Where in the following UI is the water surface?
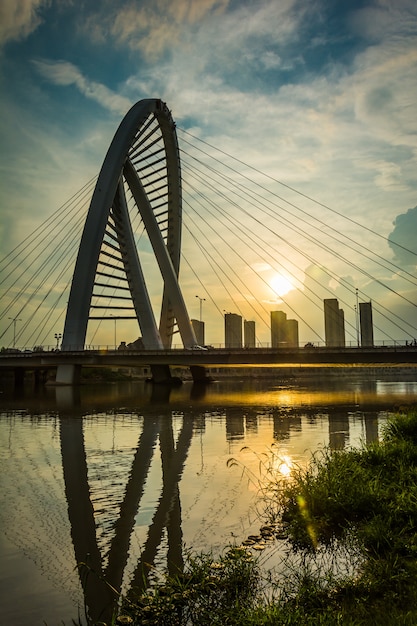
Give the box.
[1,372,416,625]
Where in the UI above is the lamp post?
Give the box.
[355,288,360,347]
[54,333,62,350]
[8,317,21,348]
[111,315,117,348]
[195,295,206,322]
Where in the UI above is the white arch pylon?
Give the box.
[56,99,203,384]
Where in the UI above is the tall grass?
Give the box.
[117,546,262,625]
[272,409,417,622]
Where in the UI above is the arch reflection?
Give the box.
[59,389,195,623]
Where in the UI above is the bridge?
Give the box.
[1,345,416,378]
[1,99,416,384]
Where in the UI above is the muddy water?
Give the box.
[0,373,416,625]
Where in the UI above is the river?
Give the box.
[0,368,416,625]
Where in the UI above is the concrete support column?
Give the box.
[55,363,82,385]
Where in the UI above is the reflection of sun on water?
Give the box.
[256,452,295,500]
[275,454,293,478]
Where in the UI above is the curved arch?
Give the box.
[60,99,197,360]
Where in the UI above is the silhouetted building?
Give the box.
[271,311,299,348]
[271,311,287,347]
[324,299,345,347]
[225,313,242,348]
[244,320,256,348]
[359,302,374,347]
[286,319,299,347]
[191,319,205,345]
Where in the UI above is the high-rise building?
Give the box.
[359,302,374,347]
[224,313,242,348]
[324,298,345,347]
[191,319,205,346]
[244,320,256,348]
[271,310,287,347]
[271,311,299,348]
[286,319,299,347]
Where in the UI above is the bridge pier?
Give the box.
[190,365,212,384]
[150,364,211,385]
[55,364,82,385]
[150,364,180,385]
[34,369,49,387]
[13,367,25,388]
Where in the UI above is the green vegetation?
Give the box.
[273,408,417,624]
[116,546,261,626]
[84,409,417,625]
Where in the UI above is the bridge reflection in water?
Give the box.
[60,409,192,623]
[1,376,416,624]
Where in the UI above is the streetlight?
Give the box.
[355,288,360,347]
[54,333,62,350]
[195,295,206,322]
[8,316,21,348]
[110,315,117,348]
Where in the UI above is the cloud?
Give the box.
[259,50,282,70]
[32,59,132,115]
[21,1,417,259]
[83,0,299,66]
[2,0,417,343]
[82,0,230,61]
[0,0,47,45]
[388,206,417,267]
[351,47,417,141]
[350,0,417,41]
[373,162,406,191]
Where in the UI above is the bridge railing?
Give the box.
[1,339,416,353]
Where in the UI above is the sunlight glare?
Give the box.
[276,454,293,478]
[270,274,294,297]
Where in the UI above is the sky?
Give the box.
[1,0,416,347]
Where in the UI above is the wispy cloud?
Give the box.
[0,0,47,45]
[350,0,417,40]
[81,0,230,61]
[32,59,132,115]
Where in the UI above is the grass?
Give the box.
[80,409,417,625]
[117,546,262,625]
[273,408,417,623]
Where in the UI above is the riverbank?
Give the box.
[116,408,417,625]
[204,364,417,381]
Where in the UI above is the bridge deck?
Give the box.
[1,346,417,369]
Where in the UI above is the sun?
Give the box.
[269,273,294,297]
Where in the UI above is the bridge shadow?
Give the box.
[59,384,197,624]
